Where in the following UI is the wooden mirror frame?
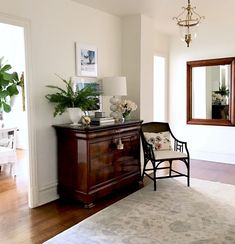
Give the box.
[187,57,235,126]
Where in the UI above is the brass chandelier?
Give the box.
[173,0,205,47]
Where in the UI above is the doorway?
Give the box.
[0,18,34,207]
[153,55,167,122]
[0,23,28,148]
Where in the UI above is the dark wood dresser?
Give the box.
[53,120,143,208]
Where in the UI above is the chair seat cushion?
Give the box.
[0,146,17,165]
[0,138,10,147]
[154,150,188,160]
[0,146,13,152]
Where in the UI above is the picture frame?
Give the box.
[75,43,98,77]
[71,76,102,114]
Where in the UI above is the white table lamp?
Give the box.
[102,76,127,119]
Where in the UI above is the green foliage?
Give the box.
[45,75,100,117]
[0,57,20,112]
[219,84,229,96]
[215,84,229,96]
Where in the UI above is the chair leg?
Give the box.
[169,160,172,177]
[11,162,16,178]
[187,159,190,187]
[142,160,148,180]
[9,163,13,175]
[153,166,157,191]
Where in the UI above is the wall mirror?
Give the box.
[187,57,235,126]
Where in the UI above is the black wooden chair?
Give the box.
[140,122,190,190]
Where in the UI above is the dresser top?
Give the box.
[53,120,143,132]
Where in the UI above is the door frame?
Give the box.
[0,12,38,208]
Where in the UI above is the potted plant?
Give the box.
[45,75,100,125]
[214,84,229,105]
[0,57,20,127]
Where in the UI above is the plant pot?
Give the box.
[123,113,131,122]
[67,107,82,125]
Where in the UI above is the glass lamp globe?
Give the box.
[179,24,199,47]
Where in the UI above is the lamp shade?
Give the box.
[102,76,127,96]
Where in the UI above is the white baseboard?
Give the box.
[191,150,235,165]
[38,183,59,206]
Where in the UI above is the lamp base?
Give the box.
[109,96,121,120]
[110,96,119,105]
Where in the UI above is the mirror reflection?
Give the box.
[192,64,230,119]
[187,57,235,126]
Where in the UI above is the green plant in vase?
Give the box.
[214,84,229,105]
[45,75,100,124]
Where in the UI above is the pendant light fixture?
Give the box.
[173,0,205,47]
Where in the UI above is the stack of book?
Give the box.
[91,117,115,125]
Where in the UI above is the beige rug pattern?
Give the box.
[45,178,235,244]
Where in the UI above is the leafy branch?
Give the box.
[45,75,100,117]
[0,57,20,112]
[214,84,229,96]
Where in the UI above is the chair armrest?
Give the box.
[173,137,190,156]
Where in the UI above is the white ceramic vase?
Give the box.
[67,107,82,125]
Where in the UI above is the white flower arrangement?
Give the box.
[212,92,227,105]
[117,99,137,118]
[212,92,223,104]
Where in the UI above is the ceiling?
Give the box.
[72,0,235,36]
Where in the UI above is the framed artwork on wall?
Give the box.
[75,43,98,77]
[71,76,102,114]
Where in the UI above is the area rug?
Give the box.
[44,178,235,244]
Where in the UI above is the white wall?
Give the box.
[122,14,169,123]
[0,0,123,206]
[122,15,141,119]
[140,15,154,122]
[169,27,235,164]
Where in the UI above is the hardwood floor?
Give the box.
[0,150,235,244]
